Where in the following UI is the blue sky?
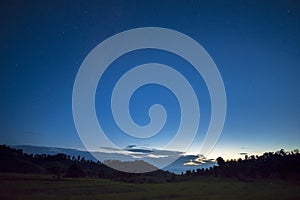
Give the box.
[1,0,300,159]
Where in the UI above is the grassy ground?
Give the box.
[0,173,299,200]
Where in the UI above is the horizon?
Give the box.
[6,142,299,161]
[1,1,300,168]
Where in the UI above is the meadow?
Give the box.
[0,173,299,200]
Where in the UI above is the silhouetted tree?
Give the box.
[65,164,85,178]
[216,157,225,167]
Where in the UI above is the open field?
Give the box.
[0,173,299,200]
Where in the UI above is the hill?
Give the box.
[0,145,175,183]
[12,145,216,174]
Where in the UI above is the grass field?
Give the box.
[0,174,299,200]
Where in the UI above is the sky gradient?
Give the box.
[1,0,300,159]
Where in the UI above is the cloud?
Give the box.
[99,147,121,151]
[125,144,137,149]
[182,154,217,166]
[132,155,143,159]
[98,146,139,156]
[194,156,207,164]
[125,148,153,153]
[239,152,248,155]
[99,145,178,160]
[204,158,215,162]
[183,161,200,166]
[146,154,168,159]
[124,144,154,153]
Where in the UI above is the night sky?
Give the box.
[1,0,300,159]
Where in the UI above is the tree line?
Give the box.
[0,144,174,183]
[1,145,299,182]
[183,149,300,181]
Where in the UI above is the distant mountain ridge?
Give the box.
[12,145,216,174]
[0,144,174,183]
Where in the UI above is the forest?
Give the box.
[1,144,299,183]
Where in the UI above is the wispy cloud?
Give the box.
[183,155,216,166]
[98,145,179,159]
[146,154,169,158]
[184,161,200,166]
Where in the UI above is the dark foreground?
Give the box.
[0,174,299,200]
